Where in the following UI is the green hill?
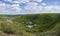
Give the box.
[0,14,60,36]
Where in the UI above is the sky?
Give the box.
[0,0,60,15]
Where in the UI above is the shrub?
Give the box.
[0,23,16,34]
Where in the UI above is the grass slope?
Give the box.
[0,14,60,36]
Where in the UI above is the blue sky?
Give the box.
[0,0,60,15]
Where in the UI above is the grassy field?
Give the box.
[0,14,60,36]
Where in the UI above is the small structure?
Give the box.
[26,21,33,28]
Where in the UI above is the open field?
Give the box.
[0,14,60,36]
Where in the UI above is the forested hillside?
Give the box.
[0,14,60,36]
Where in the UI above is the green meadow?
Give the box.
[0,14,60,36]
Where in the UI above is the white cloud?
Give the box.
[0,2,22,15]
[41,3,47,6]
[11,1,20,4]
[23,3,60,13]
[0,2,6,7]
[44,5,60,11]
[22,2,43,13]
[0,7,11,14]
[0,2,21,11]
[4,0,43,3]
[4,0,30,3]
[24,2,38,9]
[11,4,22,12]
[12,4,20,7]
[41,5,60,13]
[0,0,60,14]
[32,0,43,2]
[4,0,12,2]
[16,0,29,3]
